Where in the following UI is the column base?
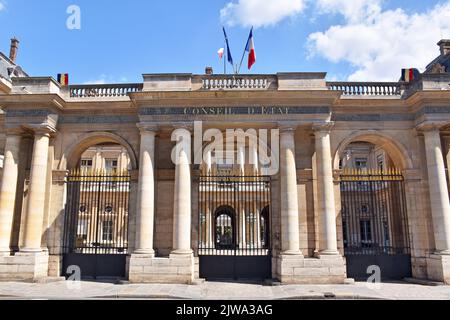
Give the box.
[426,253,450,284]
[276,254,346,284]
[133,249,155,256]
[282,250,303,256]
[20,248,44,254]
[128,253,195,284]
[170,249,193,255]
[316,250,341,257]
[0,252,49,282]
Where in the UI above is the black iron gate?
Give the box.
[340,169,411,280]
[62,170,130,279]
[198,175,272,281]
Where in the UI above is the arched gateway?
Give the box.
[0,40,450,284]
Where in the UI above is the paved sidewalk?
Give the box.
[0,280,449,300]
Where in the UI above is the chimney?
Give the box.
[9,37,19,64]
[437,39,450,56]
[205,66,213,75]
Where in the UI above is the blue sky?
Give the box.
[0,0,449,84]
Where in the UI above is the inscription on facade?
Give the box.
[183,106,290,115]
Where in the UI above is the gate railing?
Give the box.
[340,168,410,256]
[198,175,272,257]
[63,169,131,255]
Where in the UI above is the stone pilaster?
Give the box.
[21,127,54,253]
[421,123,450,254]
[134,124,157,255]
[0,131,22,254]
[129,124,194,284]
[171,126,193,256]
[313,123,339,255]
[279,127,302,256]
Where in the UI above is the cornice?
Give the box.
[129,90,341,107]
[405,90,450,110]
[0,94,65,111]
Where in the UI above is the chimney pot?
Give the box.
[9,37,19,64]
[205,66,213,75]
[437,39,450,56]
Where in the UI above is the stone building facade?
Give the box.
[0,39,450,284]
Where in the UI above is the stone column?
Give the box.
[205,206,212,247]
[256,210,261,247]
[0,132,22,253]
[134,125,157,255]
[239,208,246,248]
[280,127,302,255]
[251,144,259,175]
[171,127,192,255]
[238,145,245,175]
[314,123,339,255]
[22,128,53,252]
[205,149,212,175]
[422,124,450,254]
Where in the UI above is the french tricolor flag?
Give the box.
[245,27,256,70]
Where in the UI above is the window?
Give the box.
[339,159,343,170]
[360,220,372,246]
[77,219,88,240]
[377,155,384,171]
[80,159,93,171]
[105,159,118,173]
[342,220,348,247]
[361,204,369,214]
[0,155,4,169]
[102,220,113,241]
[355,158,367,170]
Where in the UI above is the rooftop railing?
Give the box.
[327,82,404,96]
[64,78,407,98]
[200,75,276,90]
[69,83,143,98]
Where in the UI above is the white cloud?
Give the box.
[308,1,450,81]
[83,76,107,85]
[315,0,382,23]
[0,2,5,11]
[220,0,307,28]
[83,75,129,85]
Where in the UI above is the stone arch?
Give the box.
[214,205,237,249]
[333,130,414,171]
[59,131,138,170]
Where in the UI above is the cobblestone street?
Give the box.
[0,281,449,300]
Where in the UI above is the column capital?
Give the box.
[137,123,159,135]
[278,121,299,133]
[416,121,448,133]
[312,121,335,134]
[29,125,56,137]
[172,122,194,132]
[278,125,297,134]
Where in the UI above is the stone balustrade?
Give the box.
[61,77,411,98]
[201,75,274,90]
[327,82,404,96]
[69,83,143,98]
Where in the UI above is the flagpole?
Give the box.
[224,41,227,75]
[238,27,253,74]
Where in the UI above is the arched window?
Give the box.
[214,206,236,250]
